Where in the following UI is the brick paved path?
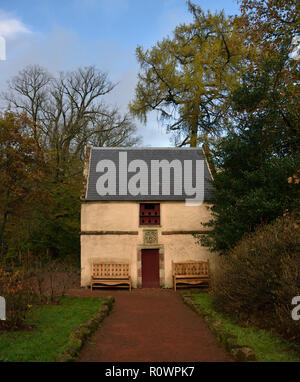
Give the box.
[67,288,233,362]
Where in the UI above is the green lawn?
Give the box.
[0,296,103,362]
[190,292,300,362]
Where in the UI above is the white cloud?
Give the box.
[0,16,172,146]
[0,11,31,38]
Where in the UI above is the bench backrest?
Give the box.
[92,263,130,278]
[173,261,209,276]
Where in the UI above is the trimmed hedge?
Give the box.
[57,296,114,362]
[181,293,256,361]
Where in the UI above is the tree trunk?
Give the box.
[190,112,198,147]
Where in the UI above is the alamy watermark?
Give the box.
[0,296,5,320]
[95,151,205,205]
[291,296,300,320]
[0,35,6,61]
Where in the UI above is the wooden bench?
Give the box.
[91,263,132,291]
[172,260,210,291]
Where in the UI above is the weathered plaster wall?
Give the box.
[81,234,140,287]
[81,202,139,231]
[81,201,217,288]
[161,202,211,230]
[161,234,215,287]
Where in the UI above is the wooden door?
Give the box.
[141,249,160,288]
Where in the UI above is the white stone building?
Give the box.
[81,147,216,288]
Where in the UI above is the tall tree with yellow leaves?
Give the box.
[129,1,254,147]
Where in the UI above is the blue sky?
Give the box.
[0,0,239,146]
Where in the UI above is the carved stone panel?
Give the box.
[143,230,158,245]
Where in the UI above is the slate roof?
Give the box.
[85,147,214,201]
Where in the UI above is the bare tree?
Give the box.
[3,65,141,176]
[3,65,52,144]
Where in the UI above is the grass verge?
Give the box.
[0,296,109,362]
[182,291,300,362]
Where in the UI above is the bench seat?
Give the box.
[91,263,132,291]
[172,261,210,291]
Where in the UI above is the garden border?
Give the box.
[181,292,256,362]
[57,296,115,362]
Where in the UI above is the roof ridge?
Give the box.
[91,147,203,150]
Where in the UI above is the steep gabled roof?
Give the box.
[82,147,214,202]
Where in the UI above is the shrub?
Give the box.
[212,213,300,342]
[0,255,79,329]
[0,266,36,329]
[32,259,80,304]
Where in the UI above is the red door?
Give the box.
[141,249,160,288]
